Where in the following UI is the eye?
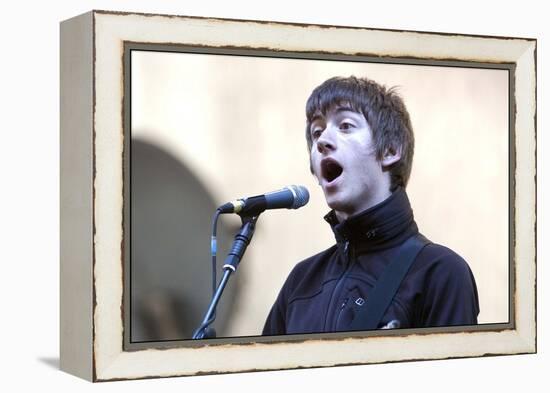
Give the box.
[311,128,323,139]
[340,121,355,130]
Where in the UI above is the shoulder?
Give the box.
[287,245,338,282]
[281,244,339,298]
[411,241,478,295]
[291,245,338,275]
[413,241,473,277]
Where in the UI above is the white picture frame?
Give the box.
[60,10,536,381]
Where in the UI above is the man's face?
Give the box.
[309,104,392,221]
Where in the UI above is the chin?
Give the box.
[325,195,350,214]
[324,189,363,218]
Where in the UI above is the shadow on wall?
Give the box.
[131,138,239,342]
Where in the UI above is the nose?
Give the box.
[317,126,336,153]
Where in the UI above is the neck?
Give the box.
[334,185,393,222]
[325,187,418,253]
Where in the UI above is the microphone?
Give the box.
[217,185,310,216]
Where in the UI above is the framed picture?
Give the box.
[60,10,536,381]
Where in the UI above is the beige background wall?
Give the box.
[131,50,509,337]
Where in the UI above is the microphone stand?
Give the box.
[192,214,259,339]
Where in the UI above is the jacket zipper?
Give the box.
[326,241,355,331]
[335,297,350,328]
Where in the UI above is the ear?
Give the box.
[381,145,402,168]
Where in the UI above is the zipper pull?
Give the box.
[340,298,349,309]
[344,241,353,265]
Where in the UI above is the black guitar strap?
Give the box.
[349,235,429,331]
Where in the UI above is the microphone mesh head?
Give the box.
[289,185,310,209]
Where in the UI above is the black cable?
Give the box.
[211,209,221,297]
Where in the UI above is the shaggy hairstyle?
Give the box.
[305,76,415,191]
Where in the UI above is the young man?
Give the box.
[263,76,479,335]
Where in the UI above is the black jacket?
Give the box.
[263,188,479,335]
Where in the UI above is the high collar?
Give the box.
[324,188,418,254]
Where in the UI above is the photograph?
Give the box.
[128,47,511,344]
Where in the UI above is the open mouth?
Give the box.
[321,158,343,183]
